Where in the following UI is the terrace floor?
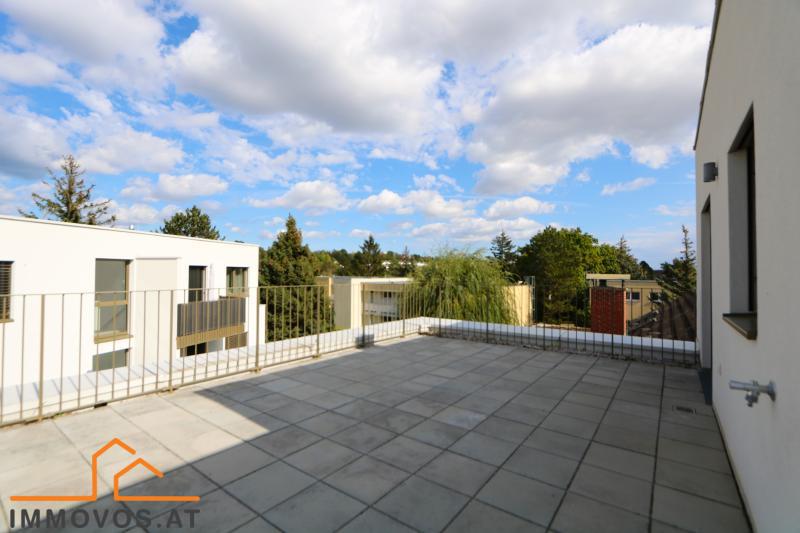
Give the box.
[0,336,749,532]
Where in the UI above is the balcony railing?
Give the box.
[0,281,696,428]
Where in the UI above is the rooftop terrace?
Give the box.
[0,335,748,533]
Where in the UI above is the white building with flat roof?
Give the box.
[0,215,259,414]
[695,1,800,530]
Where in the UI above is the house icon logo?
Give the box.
[10,438,200,503]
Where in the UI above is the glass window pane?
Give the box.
[95,260,127,302]
[93,349,128,371]
[95,305,128,335]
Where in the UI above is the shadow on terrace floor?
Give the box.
[1,335,750,533]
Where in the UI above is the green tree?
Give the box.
[517,227,601,322]
[490,231,518,279]
[639,260,655,280]
[407,250,514,324]
[260,215,333,340]
[387,246,417,277]
[330,249,356,275]
[160,206,221,239]
[658,225,697,297]
[355,235,385,276]
[20,155,115,225]
[312,251,340,276]
[615,236,642,278]
[596,243,622,274]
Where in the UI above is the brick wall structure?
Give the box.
[590,286,627,335]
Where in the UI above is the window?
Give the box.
[93,348,128,371]
[189,266,206,302]
[226,267,248,297]
[723,107,757,338]
[627,291,641,301]
[95,259,129,340]
[0,261,11,321]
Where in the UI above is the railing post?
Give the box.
[255,287,261,371]
[168,290,174,391]
[315,286,321,358]
[37,294,45,421]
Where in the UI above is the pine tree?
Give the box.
[615,236,642,279]
[160,206,221,239]
[658,225,697,297]
[490,230,518,279]
[355,235,385,276]
[20,155,115,225]
[259,215,333,340]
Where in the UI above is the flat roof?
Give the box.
[0,214,259,248]
[586,273,631,280]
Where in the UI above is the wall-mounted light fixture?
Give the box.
[703,161,718,182]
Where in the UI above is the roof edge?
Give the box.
[694,0,723,150]
[0,214,260,248]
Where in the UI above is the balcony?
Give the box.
[0,334,749,532]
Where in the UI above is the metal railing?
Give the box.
[0,280,697,427]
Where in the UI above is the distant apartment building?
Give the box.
[0,216,259,386]
[694,1,800,530]
[586,273,664,321]
[318,276,532,329]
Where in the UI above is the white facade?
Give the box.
[695,1,800,530]
[0,216,259,398]
[327,276,412,329]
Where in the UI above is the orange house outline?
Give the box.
[10,438,199,503]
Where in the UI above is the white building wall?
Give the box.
[0,216,259,388]
[330,277,411,329]
[695,2,800,530]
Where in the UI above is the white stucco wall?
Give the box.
[695,2,800,530]
[330,277,411,329]
[0,216,259,389]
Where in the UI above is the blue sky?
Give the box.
[0,1,712,265]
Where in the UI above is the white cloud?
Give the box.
[0,106,68,178]
[470,24,709,194]
[357,188,475,218]
[411,216,543,243]
[655,201,693,217]
[265,216,285,226]
[77,129,184,175]
[575,169,591,182]
[110,202,178,226]
[156,173,228,200]
[485,196,555,218]
[0,50,66,85]
[246,180,349,214]
[350,229,372,238]
[601,177,656,196]
[412,174,463,192]
[306,229,341,239]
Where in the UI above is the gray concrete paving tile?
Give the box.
[553,401,607,423]
[367,408,426,433]
[476,469,563,526]
[444,500,542,532]
[340,509,415,533]
[371,436,441,472]
[454,393,508,414]
[417,451,497,496]
[656,458,742,506]
[552,492,648,533]
[652,485,750,533]
[232,517,280,532]
[450,430,517,466]
[494,402,548,426]
[593,424,657,455]
[523,427,590,461]
[540,413,598,439]
[583,442,655,482]
[250,425,321,457]
[267,400,326,423]
[473,416,534,444]
[657,437,731,475]
[504,445,579,488]
[659,421,723,450]
[570,464,651,515]
[305,390,356,409]
[325,455,409,504]
[432,406,488,429]
[264,482,366,533]
[177,488,257,533]
[376,475,469,533]
[404,419,468,448]
[330,422,396,453]
[395,397,449,417]
[334,399,389,420]
[194,442,276,485]
[225,461,315,513]
[285,439,362,478]
[297,411,359,437]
